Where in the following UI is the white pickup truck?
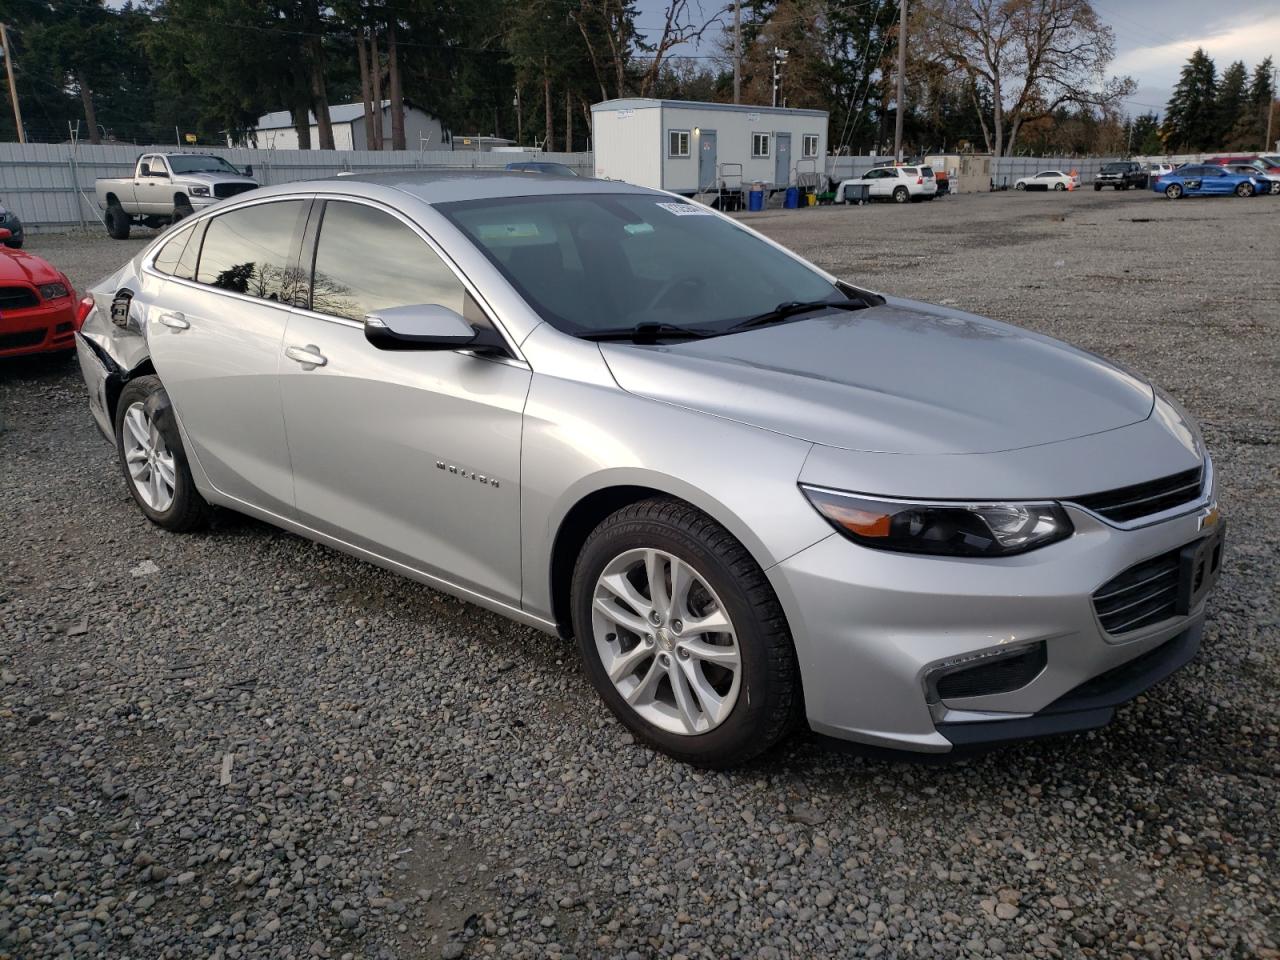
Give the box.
[95,153,259,239]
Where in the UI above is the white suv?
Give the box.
[837,165,938,204]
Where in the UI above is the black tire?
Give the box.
[1094,184,1102,191]
[4,239,21,248]
[113,375,211,532]
[1015,182,1026,191]
[570,498,800,768]
[1054,182,1066,191]
[172,197,195,224]
[892,185,909,203]
[105,204,131,240]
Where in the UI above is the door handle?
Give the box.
[157,312,189,330]
[285,344,327,368]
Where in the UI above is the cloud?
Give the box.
[1113,16,1280,79]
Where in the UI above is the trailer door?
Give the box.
[775,133,791,187]
[699,130,717,190]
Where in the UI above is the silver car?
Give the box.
[74,172,1225,767]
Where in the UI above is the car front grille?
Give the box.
[0,328,46,350]
[0,285,38,310]
[213,183,257,199]
[1071,466,1204,523]
[1092,548,1181,634]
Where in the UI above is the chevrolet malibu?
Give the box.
[74,172,1224,767]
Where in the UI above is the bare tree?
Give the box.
[636,1,726,97]
[920,0,1134,156]
[571,0,637,100]
[357,30,376,148]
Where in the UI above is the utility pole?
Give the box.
[894,0,906,161]
[772,48,788,109]
[1,23,24,144]
[732,1,741,105]
[1267,63,1278,152]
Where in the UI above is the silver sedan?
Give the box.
[74,172,1224,767]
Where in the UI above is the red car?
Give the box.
[0,230,86,359]
[1207,154,1280,175]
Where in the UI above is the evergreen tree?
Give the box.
[1129,112,1161,155]
[1216,60,1249,149]
[1163,48,1218,151]
[1247,57,1276,150]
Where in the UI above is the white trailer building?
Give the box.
[590,99,828,200]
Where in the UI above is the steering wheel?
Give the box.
[645,275,705,311]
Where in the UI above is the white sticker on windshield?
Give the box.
[655,201,712,216]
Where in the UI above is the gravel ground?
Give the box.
[2,190,1277,960]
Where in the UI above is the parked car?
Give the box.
[505,161,579,177]
[1206,154,1280,178]
[1014,170,1079,191]
[1093,161,1148,190]
[0,202,24,248]
[74,172,1223,767]
[835,165,938,203]
[1153,164,1260,199]
[95,153,258,239]
[0,233,83,359]
[1145,162,1176,184]
[1222,163,1280,196]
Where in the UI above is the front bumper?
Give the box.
[769,497,1221,752]
[0,300,76,358]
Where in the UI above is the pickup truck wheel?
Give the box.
[105,204,131,240]
[172,197,195,224]
[1093,184,1102,191]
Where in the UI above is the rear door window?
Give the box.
[196,200,307,303]
[151,223,195,275]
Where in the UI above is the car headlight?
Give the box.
[189,186,210,197]
[800,486,1073,557]
[38,282,70,300]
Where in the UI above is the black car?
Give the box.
[0,203,23,247]
[1094,161,1148,191]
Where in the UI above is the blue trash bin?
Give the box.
[747,188,764,211]
[784,186,800,208]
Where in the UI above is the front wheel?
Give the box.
[1094,184,1102,191]
[1165,183,1183,199]
[1054,182,1066,191]
[1235,182,1254,198]
[571,498,799,768]
[1015,182,1026,191]
[114,376,211,531]
[892,186,909,203]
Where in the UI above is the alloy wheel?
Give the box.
[122,402,176,512]
[590,548,742,736]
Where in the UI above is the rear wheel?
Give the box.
[1271,182,1280,195]
[1014,181,1026,191]
[1054,182,1066,191]
[571,498,799,768]
[105,204,131,240]
[1235,182,1254,198]
[1094,184,1102,191]
[1165,183,1183,199]
[892,185,909,203]
[114,376,211,531]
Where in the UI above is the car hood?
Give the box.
[0,248,61,285]
[179,172,256,185]
[599,297,1155,456]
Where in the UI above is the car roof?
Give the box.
[302,169,643,204]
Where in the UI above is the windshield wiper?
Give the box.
[727,298,868,333]
[578,322,716,344]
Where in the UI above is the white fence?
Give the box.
[0,142,595,229]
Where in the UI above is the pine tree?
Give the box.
[1164,48,1218,151]
[1217,60,1249,149]
[1247,57,1276,151]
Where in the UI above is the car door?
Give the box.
[138,155,170,215]
[278,198,530,605]
[145,197,308,517]
[866,169,891,197]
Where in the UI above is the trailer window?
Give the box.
[668,130,690,158]
[752,133,771,158]
[802,134,819,159]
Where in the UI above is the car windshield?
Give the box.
[1101,163,1127,173]
[440,193,844,336]
[168,155,240,175]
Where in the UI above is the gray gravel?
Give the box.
[2,191,1278,959]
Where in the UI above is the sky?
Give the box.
[635,0,1280,119]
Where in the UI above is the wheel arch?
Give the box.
[104,192,120,207]
[545,473,799,642]
[173,191,190,207]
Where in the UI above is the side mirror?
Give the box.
[243,164,253,177]
[364,304,476,351]
[0,228,11,241]
[139,163,150,177]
